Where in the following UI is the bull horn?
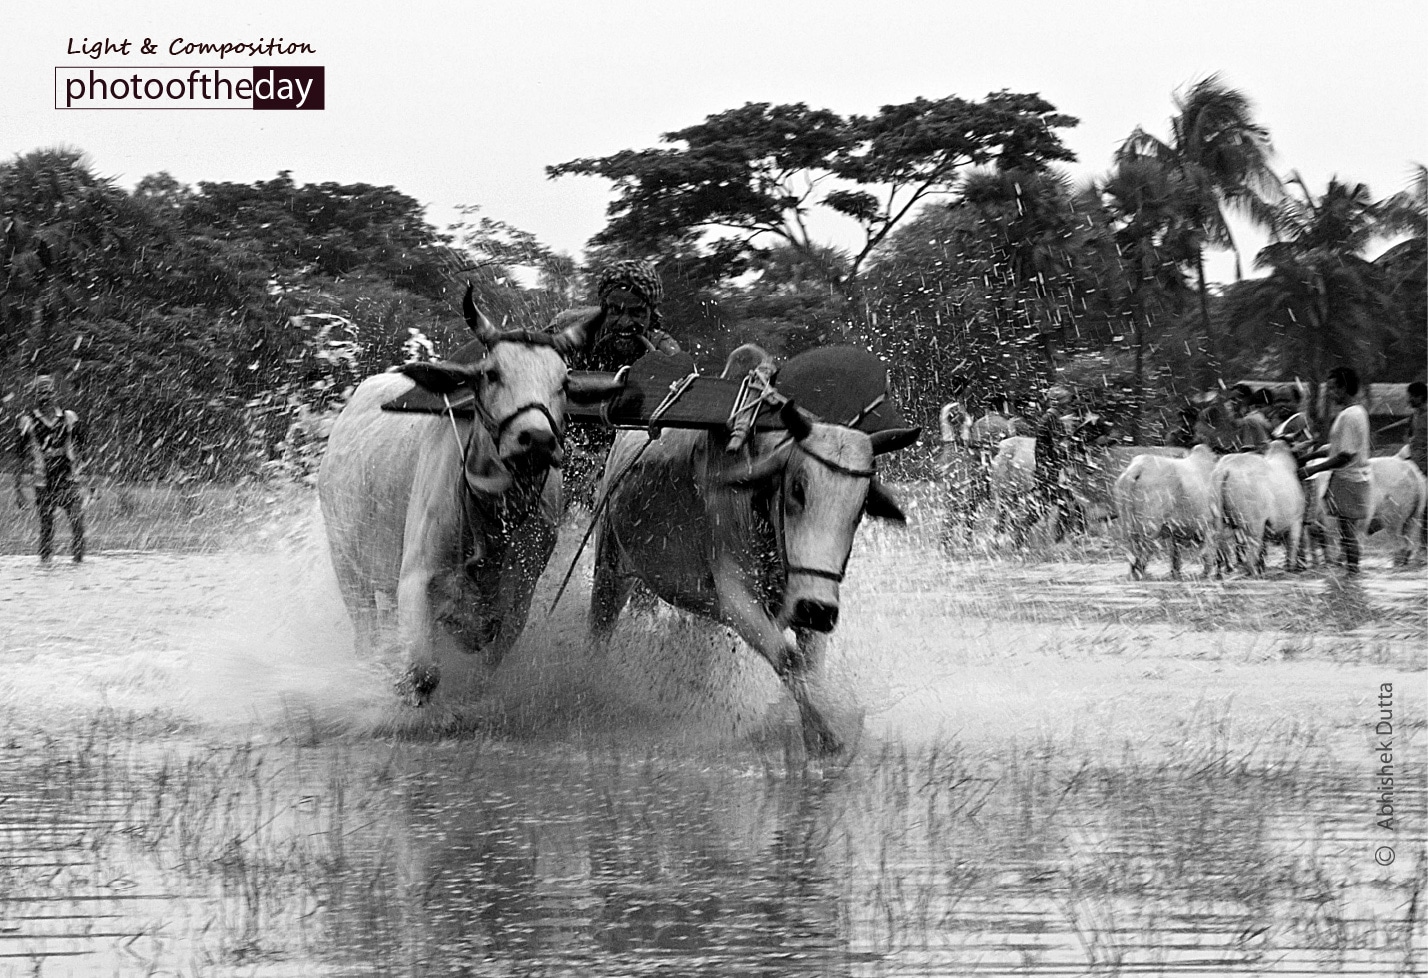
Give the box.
[869,426,921,455]
[566,371,627,404]
[462,282,501,345]
[722,446,790,489]
[552,307,604,356]
[780,400,813,442]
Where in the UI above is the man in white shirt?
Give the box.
[1303,366,1372,575]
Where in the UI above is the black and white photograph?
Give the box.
[1,1,1425,974]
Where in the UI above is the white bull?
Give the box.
[1113,444,1220,579]
[1212,442,1305,575]
[318,289,618,704]
[1306,456,1426,566]
[590,349,920,756]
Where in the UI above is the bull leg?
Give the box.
[1127,533,1147,580]
[710,557,844,756]
[1286,520,1304,573]
[327,541,390,655]
[589,525,634,643]
[488,518,558,665]
[786,630,844,757]
[1169,535,1183,580]
[393,476,469,706]
[1212,524,1231,579]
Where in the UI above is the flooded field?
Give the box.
[0,490,1423,976]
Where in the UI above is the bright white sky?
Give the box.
[4,0,1425,286]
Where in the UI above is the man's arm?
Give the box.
[65,410,85,477]
[13,417,30,506]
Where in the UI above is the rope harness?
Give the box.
[439,343,570,583]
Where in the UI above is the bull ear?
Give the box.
[869,426,921,455]
[462,283,501,345]
[566,371,626,404]
[553,308,604,355]
[401,361,479,395]
[865,477,907,523]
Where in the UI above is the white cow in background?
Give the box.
[1305,456,1426,567]
[1212,441,1305,575]
[1113,445,1220,580]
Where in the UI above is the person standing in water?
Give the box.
[13,370,86,562]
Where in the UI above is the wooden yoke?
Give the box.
[564,351,787,434]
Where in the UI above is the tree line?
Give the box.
[3,76,1423,481]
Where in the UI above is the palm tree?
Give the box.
[1374,164,1426,376]
[1225,174,1405,423]
[1118,75,1283,380]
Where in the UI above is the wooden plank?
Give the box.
[565,357,783,431]
[382,351,785,431]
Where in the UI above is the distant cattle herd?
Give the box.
[936,396,1426,579]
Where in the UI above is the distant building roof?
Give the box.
[1233,379,1413,416]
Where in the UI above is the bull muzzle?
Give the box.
[788,597,839,633]
[493,402,566,469]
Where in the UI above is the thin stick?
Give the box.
[546,435,654,616]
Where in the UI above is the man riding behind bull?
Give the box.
[555,259,683,508]
[553,259,681,373]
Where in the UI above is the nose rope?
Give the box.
[443,392,475,564]
[784,564,846,583]
[490,401,566,458]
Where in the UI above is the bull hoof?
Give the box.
[396,663,440,707]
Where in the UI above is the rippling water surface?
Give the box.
[0,508,1422,976]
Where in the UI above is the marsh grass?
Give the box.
[0,479,1423,975]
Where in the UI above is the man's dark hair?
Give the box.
[1409,380,1427,400]
[1328,366,1360,397]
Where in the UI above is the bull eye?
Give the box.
[789,477,807,509]
[484,367,501,386]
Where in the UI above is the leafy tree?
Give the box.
[181,171,462,300]
[549,93,1078,314]
[719,243,851,359]
[0,148,146,350]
